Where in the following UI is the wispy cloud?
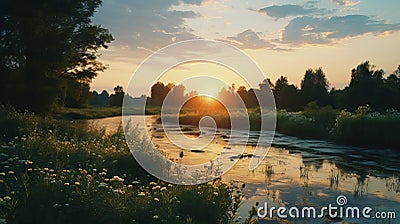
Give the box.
[332,0,360,7]
[224,29,275,50]
[258,4,319,19]
[281,15,400,45]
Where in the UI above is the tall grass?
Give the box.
[175,102,400,149]
[0,106,248,223]
[277,104,400,148]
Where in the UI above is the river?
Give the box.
[86,115,400,223]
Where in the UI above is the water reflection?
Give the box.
[88,116,400,223]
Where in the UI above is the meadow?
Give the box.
[0,106,254,223]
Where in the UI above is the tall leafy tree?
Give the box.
[300,68,329,106]
[345,61,384,111]
[273,76,302,111]
[0,0,113,112]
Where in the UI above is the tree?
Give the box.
[0,0,113,112]
[345,61,384,111]
[110,85,124,107]
[148,82,175,107]
[300,68,329,106]
[273,76,302,111]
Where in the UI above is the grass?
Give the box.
[52,106,161,120]
[276,103,400,148]
[0,106,252,223]
[53,107,123,119]
[174,103,400,149]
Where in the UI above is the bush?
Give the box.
[331,108,400,148]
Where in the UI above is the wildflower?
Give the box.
[127,185,133,189]
[98,183,107,188]
[43,168,49,171]
[153,215,158,219]
[131,180,140,184]
[213,191,218,196]
[0,172,5,176]
[149,181,157,186]
[8,171,14,175]
[160,187,167,192]
[74,181,81,186]
[64,182,70,186]
[137,192,145,197]
[152,186,161,191]
[110,176,124,182]
[53,204,62,208]
[3,196,11,201]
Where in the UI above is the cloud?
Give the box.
[258,4,318,19]
[281,15,400,45]
[224,29,275,50]
[332,0,360,7]
[94,0,205,58]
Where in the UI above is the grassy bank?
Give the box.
[0,107,250,223]
[176,103,400,149]
[52,106,161,120]
[277,104,400,149]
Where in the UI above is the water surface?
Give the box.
[87,116,400,223]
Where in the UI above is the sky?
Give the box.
[92,0,400,97]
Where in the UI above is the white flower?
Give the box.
[110,176,124,182]
[98,183,107,188]
[137,192,145,197]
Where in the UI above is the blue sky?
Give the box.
[92,0,400,96]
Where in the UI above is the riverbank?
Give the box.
[176,104,400,149]
[53,104,400,149]
[52,106,161,120]
[0,107,250,223]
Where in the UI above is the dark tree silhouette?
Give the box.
[148,82,175,107]
[110,85,124,107]
[273,76,302,111]
[300,68,329,106]
[345,61,384,111]
[0,0,113,112]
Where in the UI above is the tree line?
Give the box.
[1,1,399,113]
[145,61,400,112]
